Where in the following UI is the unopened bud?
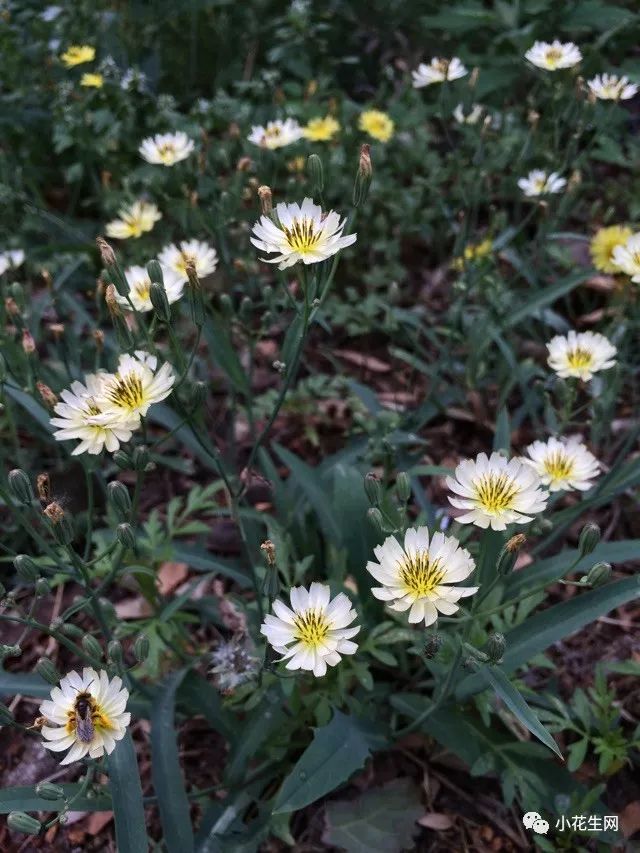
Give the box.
[113,449,132,470]
[35,578,51,597]
[364,472,383,507]
[14,554,40,583]
[36,382,58,409]
[9,469,33,505]
[35,657,60,685]
[104,284,121,316]
[36,473,50,503]
[116,523,136,551]
[81,635,102,661]
[7,812,42,836]
[258,185,273,216]
[307,154,324,193]
[424,634,443,659]
[189,380,206,410]
[108,639,123,664]
[395,471,411,503]
[497,534,526,576]
[353,144,372,207]
[107,481,132,521]
[219,293,234,317]
[239,296,252,321]
[150,282,171,321]
[134,634,150,662]
[366,506,385,533]
[578,522,601,558]
[585,561,611,588]
[132,445,150,471]
[35,782,65,801]
[487,632,506,663]
[146,259,164,285]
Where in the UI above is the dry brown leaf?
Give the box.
[158,561,189,595]
[86,811,113,835]
[115,597,152,619]
[418,812,454,830]
[620,802,640,838]
[333,349,391,372]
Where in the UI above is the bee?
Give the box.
[74,692,95,743]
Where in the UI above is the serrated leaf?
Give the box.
[108,732,148,853]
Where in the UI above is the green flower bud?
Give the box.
[132,445,150,471]
[35,657,60,685]
[150,281,171,322]
[8,469,33,505]
[60,623,84,638]
[113,449,132,470]
[107,481,132,521]
[14,554,40,583]
[585,561,611,588]
[107,640,123,664]
[35,782,65,801]
[116,523,136,551]
[35,578,51,597]
[219,293,234,317]
[239,296,252,322]
[578,522,601,558]
[189,381,206,410]
[0,701,14,724]
[423,634,443,659]
[82,635,103,661]
[395,472,411,503]
[487,632,506,664]
[146,259,164,285]
[98,597,117,621]
[7,811,42,836]
[364,472,383,507]
[307,153,324,194]
[366,507,385,533]
[133,634,150,662]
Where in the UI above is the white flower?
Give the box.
[139,131,195,166]
[611,232,640,282]
[115,265,185,313]
[525,40,582,71]
[518,169,566,197]
[158,239,218,283]
[101,351,175,419]
[40,668,130,765]
[367,527,478,626]
[412,57,468,87]
[105,201,161,239]
[247,119,304,150]
[453,103,484,125]
[0,249,25,275]
[523,436,600,492]
[447,451,549,530]
[587,73,638,101]
[251,197,356,270]
[260,582,359,677]
[50,374,139,456]
[546,330,617,380]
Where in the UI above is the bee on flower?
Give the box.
[60,45,95,67]
[101,351,175,420]
[546,330,617,380]
[523,436,600,493]
[80,73,104,88]
[105,201,162,240]
[158,239,218,283]
[447,451,549,530]
[303,115,341,142]
[358,109,394,143]
[250,197,356,270]
[611,231,640,282]
[0,249,25,275]
[39,668,130,765]
[115,265,185,313]
[139,132,195,166]
[453,103,484,125]
[247,119,304,149]
[590,225,632,273]
[260,582,359,677]
[525,40,582,71]
[412,57,468,87]
[367,527,478,626]
[587,73,638,101]
[518,169,566,197]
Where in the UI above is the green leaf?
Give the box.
[178,671,236,743]
[107,732,148,853]
[172,543,252,587]
[481,665,562,758]
[0,670,49,699]
[225,690,288,786]
[272,709,385,814]
[324,778,422,853]
[568,738,589,772]
[151,669,195,853]
[0,784,112,814]
[3,384,52,432]
[505,271,593,328]
[202,309,250,397]
[493,407,510,452]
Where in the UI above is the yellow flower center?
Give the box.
[293,610,330,648]
[134,280,151,301]
[124,217,143,238]
[473,474,519,513]
[283,218,322,254]
[106,374,145,411]
[265,126,282,140]
[158,144,177,163]
[533,178,547,193]
[566,347,593,370]
[543,451,575,481]
[85,399,102,417]
[544,48,564,67]
[398,552,445,597]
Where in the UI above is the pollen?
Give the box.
[283,218,322,254]
[473,473,519,513]
[293,609,330,648]
[398,552,445,597]
[542,451,575,481]
[566,347,593,370]
[106,374,145,411]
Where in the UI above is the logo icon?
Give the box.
[522,812,550,835]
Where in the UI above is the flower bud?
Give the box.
[132,445,150,471]
[60,623,84,638]
[424,634,443,659]
[366,507,385,533]
[146,259,164,285]
[364,472,383,507]
[0,645,21,662]
[35,578,51,597]
[578,522,600,558]
[82,635,103,660]
[35,657,60,685]
[497,534,526,576]
[353,143,372,207]
[134,634,150,662]
[189,381,206,410]
[107,481,132,521]
[239,296,252,322]
[7,812,42,836]
[14,554,40,583]
[307,154,324,194]
[150,281,171,322]
[585,561,611,588]
[395,471,411,503]
[113,449,132,470]
[108,639,123,664]
[104,283,122,316]
[36,382,58,409]
[257,185,273,216]
[97,237,128,296]
[36,473,50,503]
[219,293,234,317]
[35,782,65,801]
[116,522,136,551]
[260,539,277,567]
[487,632,506,663]
[96,236,117,268]
[8,469,33,505]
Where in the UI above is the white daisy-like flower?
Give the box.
[260,582,359,677]
[546,330,617,380]
[115,265,185,313]
[523,436,600,492]
[611,232,640,282]
[139,131,195,166]
[250,197,356,270]
[367,527,478,626]
[447,451,549,531]
[101,350,175,419]
[525,40,582,71]
[0,249,25,275]
[453,103,484,125]
[50,374,139,456]
[412,57,468,87]
[518,169,566,197]
[247,119,304,150]
[40,668,130,765]
[587,73,638,101]
[158,239,218,283]
[105,201,161,240]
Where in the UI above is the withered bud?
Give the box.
[43,501,65,524]
[258,185,273,216]
[359,144,372,179]
[528,110,540,127]
[575,75,586,99]
[36,382,58,409]
[41,269,52,288]
[48,322,65,338]
[228,122,241,138]
[306,79,318,98]
[105,284,121,316]
[237,156,253,172]
[469,66,480,88]
[21,330,36,355]
[184,259,200,290]
[5,297,20,316]
[36,473,51,503]
[506,533,526,553]
[568,169,582,190]
[261,540,277,567]
[96,236,116,268]
[233,258,247,273]
[93,329,105,350]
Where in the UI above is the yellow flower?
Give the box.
[81,73,103,88]
[303,115,341,142]
[590,225,632,273]
[453,238,493,270]
[358,109,394,143]
[60,45,96,67]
